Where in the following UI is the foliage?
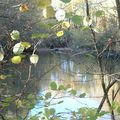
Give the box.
[0,0,120,120]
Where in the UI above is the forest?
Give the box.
[0,0,120,120]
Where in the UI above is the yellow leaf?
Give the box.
[15,99,22,108]
[43,6,55,18]
[0,52,4,61]
[62,21,70,29]
[11,56,21,64]
[21,42,31,49]
[38,0,51,8]
[0,75,7,80]
[56,31,64,37]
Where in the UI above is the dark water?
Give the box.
[1,52,120,120]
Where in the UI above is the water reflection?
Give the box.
[1,53,120,119]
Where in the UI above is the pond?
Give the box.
[0,52,120,120]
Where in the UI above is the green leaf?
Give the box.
[99,111,108,117]
[72,15,83,25]
[31,33,49,39]
[111,101,117,110]
[50,81,57,90]
[10,30,20,40]
[39,96,44,100]
[79,93,86,98]
[50,108,56,115]
[58,100,64,104]
[27,94,34,99]
[45,92,51,100]
[95,10,104,17]
[70,89,77,95]
[60,0,71,3]
[117,106,120,113]
[44,108,50,118]
[21,42,31,49]
[2,102,10,107]
[58,85,65,90]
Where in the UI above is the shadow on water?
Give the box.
[0,52,120,119]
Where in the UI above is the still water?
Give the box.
[1,52,120,120]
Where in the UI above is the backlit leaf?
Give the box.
[21,42,31,49]
[0,52,4,61]
[56,31,64,37]
[43,6,55,18]
[30,54,39,64]
[55,9,65,21]
[0,74,7,80]
[10,30,20,40]
[38,0,52,8]
[11,56,21,64]
[13,43,24,54]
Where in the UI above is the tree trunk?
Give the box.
[115,0,120,29]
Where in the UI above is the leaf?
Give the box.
[56,31,64,37]
[45,92,51,100]
[55,9,65,21]
[44,108,50,117]
[27,94,34,99]
[62,21,70,29]
[15,99,22,108]
[50,81,57,90]
[58,85,65,90]
[10,30,20,40]
[30,54,39,64]
[83,17,92,26]
[70,89,77,95]
[39,96,44,100]
[21,42,31,49]
[31,33,49,39]
[13,43,24,54]
[0,74,7,80]
[95,10,104,17]
[79,93,86,98]
[19,4,29,12]
[98,111,108,117]
[72,15,83,25]
[11,56,22,64]
[117,106,120,113]
[38,0,52,8]
[60,0,71,3]
[43,6,55,18]
[50,108,56,115]
[2,102,10,107]
[111,101,117,110]
[0,52,4,61]
[58,100,64,104]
